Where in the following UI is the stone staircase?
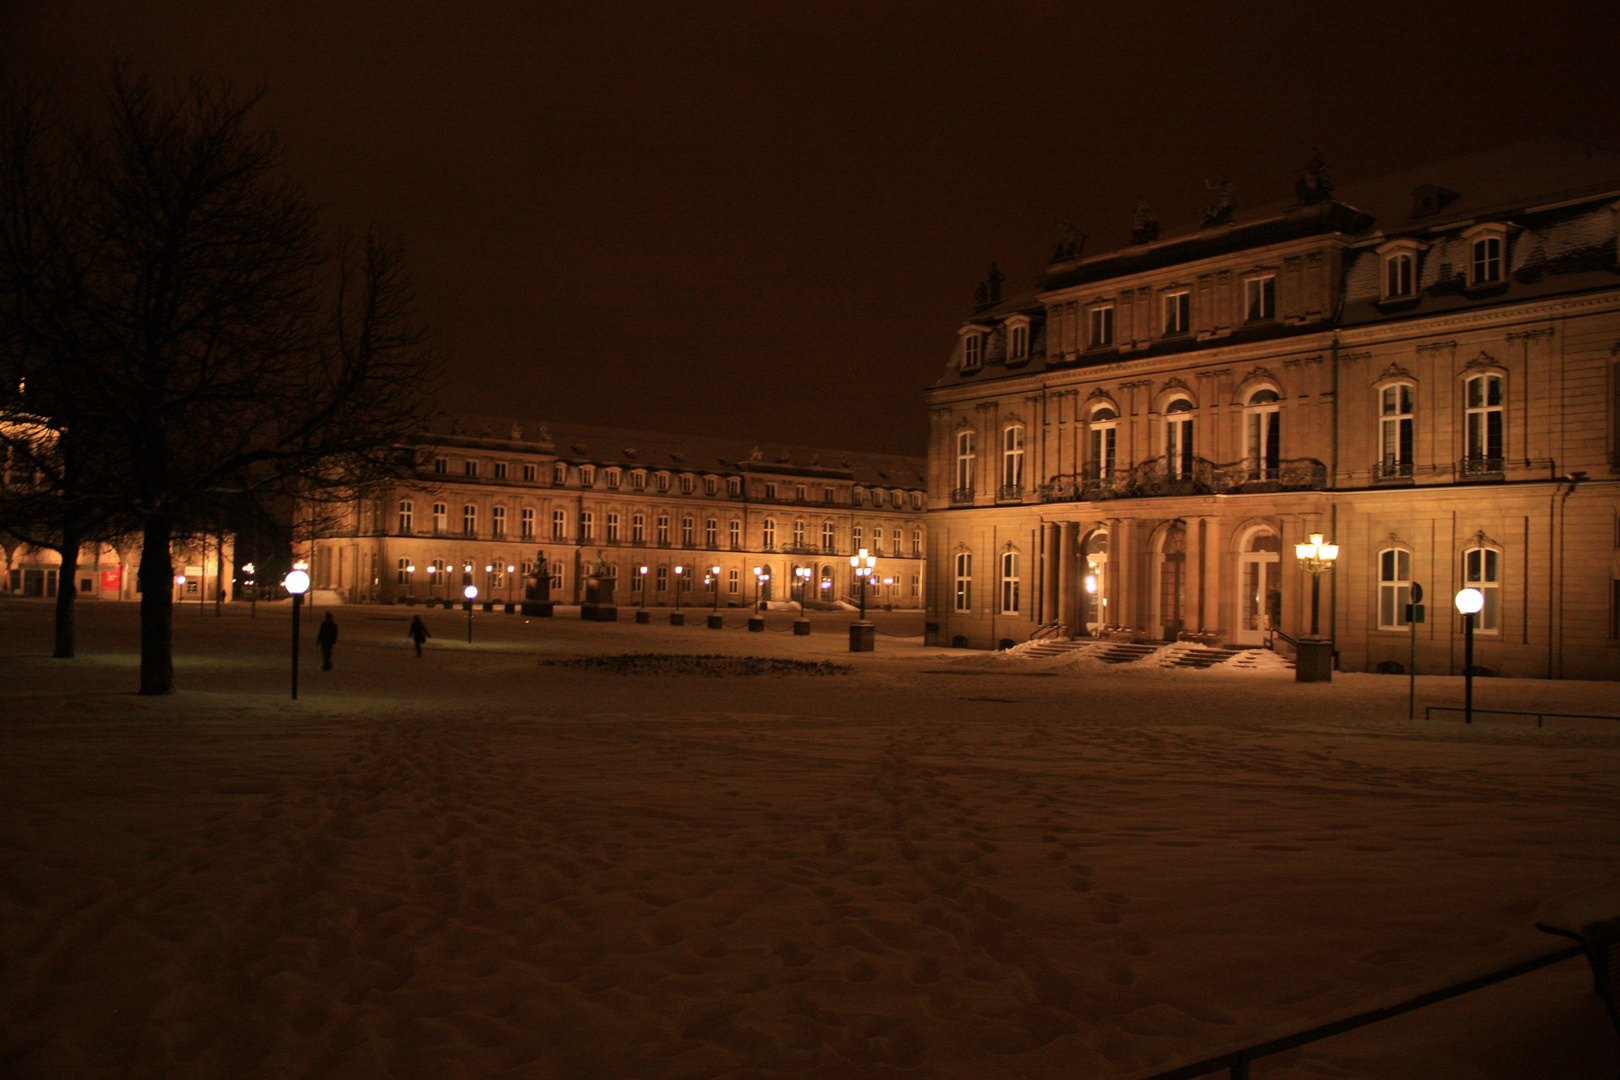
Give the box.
[1092,642,1161,664]
[1019,639,1095,660]
[1163,645,1247,669]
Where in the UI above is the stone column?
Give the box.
[1056,521,1076,634]
[1041,521,1059,625]
[1111,518,1133,637]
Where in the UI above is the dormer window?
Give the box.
[1463,223,1511,287]
[552,462,567,484]
[579,465,595,486]
[1376,238,1427,301]
[960,327,986,371]
[1005,315,1031,361]
[656,472,670,492]
[605,467,621,488]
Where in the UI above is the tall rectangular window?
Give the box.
[681,516,694,546]
[1163,292,1190,335]
[398,500,413,534]
[1089,306,1114,348]
[657,515,670,545]
[954,552,972,612]
[1164,400,1195,479]
[912,529,922,557]
[463,460,478,477]
[1464,548,1501,632]
[522,464,536,482]
[579,511,594,541]
[1379,384,1415,479]
[491,506,506,538]
[1464,374,1504,472]
[552,509,567,540]
[822,521,836,551]
[1378,549,1412,629]
[656,565,668,592]
[1000,551,1020,614]
[1009,323,1028,358]
[1245,275,1276,321]
[632,514,646,543]
[728,568,739,594]
[463,504,477,536]
[762,519,776,549]
[728,518,741,549]
[521,508,534,537]
[606,512,620,542]
[705,518,718,547]
[553,462,567,484]
[494,462,508,479]
[962,334,983,369]
[432,502,447,534]
[955,431,976,494]
[1001,426,1024,492]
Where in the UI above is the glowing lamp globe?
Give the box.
[1454,588,1484,615]
[464,584,478,600]
[285,570,310,595]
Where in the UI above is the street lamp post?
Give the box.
[1292,533,1339,683]
[1454,588,1484,724]
[285,568,310,700]
[711,565,722,612]
[848,549,876,652]
[506,565,516,608]
[637,565,648,607]
[426,563,436,605]
[793,566,811,636]
[673,566,683,611]
[244,563,256,618]
[406,564,416,603]
[464,584,478,642]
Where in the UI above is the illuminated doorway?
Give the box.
[1235,528,1282,646]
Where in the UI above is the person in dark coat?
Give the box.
[316,613,338,670]
[408,615,431,657]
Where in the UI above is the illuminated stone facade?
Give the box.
[309,418,928,611]
[925,140,1620,678]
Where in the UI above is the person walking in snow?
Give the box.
[408,615,431,657]
[316,612,338,670]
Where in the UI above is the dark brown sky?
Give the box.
[6,1,1618,455]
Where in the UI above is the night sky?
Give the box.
[6,1,1618,456]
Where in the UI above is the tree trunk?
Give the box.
[138,514,175,695]
[51,531,83,658]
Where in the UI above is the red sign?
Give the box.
[100,568,122,593]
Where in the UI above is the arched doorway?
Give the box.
[1156,523,1186,640]
[1235,527,1282,646]
[1081,530,1108,635]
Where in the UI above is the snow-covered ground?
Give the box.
[3,598,1617,1079]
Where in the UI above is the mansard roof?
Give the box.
[418,415,927,489]
[936,138,1620,391]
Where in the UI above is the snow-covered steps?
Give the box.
[1163,646,1247,669]
[1019,640,1095,660]
[1093,642,1160,664]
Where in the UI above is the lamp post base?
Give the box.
[1295,638,1335,683]
[792,619,811,636]
[848,621,875,652]
[747,616,764,632]
[707,613,723,629]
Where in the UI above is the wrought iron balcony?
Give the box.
[950,487,975,505]
[1458,455,1505,479]
[996,484,1023,503]
[1037,457,1328,503]
[1372,458,1414,483]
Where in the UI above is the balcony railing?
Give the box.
[1372,458,1414,483]
[1038,457,1328,503]
[950,487,975,505]
[996,484,1023,503]
[1458,455,1505,479]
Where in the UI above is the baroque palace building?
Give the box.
[306,417,927,611]
[925,139,1620,679]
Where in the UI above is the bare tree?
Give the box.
[0,70,440,693]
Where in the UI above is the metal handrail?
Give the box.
[1424,706,1618,728]
[1124,942,1586,1080]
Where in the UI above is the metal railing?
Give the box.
[1125,942,1587,1080]
[950,487,975,505]
[1424,706,1618,727]
[1458,455,1505,479]
[1372,457,1414,483]
[1038,457,1327,503]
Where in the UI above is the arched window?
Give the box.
[1246,389,1281,481]
[1463,547,1501,632]
[1165,398,1195,478]
[954,552,973,612]
[1378,548,1413,629]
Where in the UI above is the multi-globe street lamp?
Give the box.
[1292,533,1339,683]
[849,548,876,619]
